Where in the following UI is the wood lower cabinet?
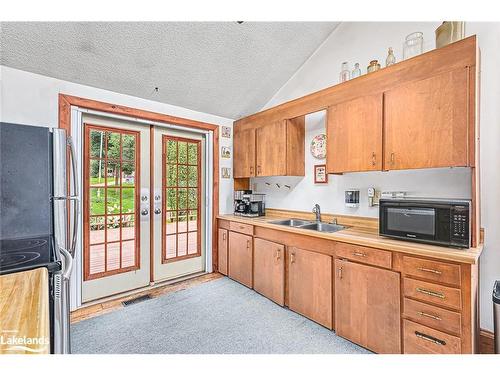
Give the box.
[335,259,401,354]
[327,94,383,173]
[253,238,285,306]
[233,127,256,178]
[288,247,333,329]
[384,68,469,170]
[218,228,228,275]
[228,231,253,288]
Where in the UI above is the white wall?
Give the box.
[256,22,500,331]
[0,65,235,214]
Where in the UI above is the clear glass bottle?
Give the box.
[367,60,381,73]
[386,47,396,66]
[339,62,350,83]
[351,63,361,78]
[403,32,424,60]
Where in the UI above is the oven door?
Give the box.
[380,203,438,242]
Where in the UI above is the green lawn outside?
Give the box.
[90,188,135,215]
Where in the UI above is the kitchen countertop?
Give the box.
[217,214,483,265]
[0,267,50,354]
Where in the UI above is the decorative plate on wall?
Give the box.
[310,134,327,159]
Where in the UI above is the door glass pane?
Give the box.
[122,214,135,240]
[178,210,188,232]
[166,140,177,163]
[90,160,106,186]
[166,188,177,210]
[188,166,198,187]
[178,142,187,164]
[188,232,197,254]
[89,216,105,244]
[122,162,135,187]
[178,165,188,187]
[89,130,105,158]
[106,242,120,271]
[177,233,187,256]
[106,161,121,187]
[122,134,136,161]
[386,207,435,235]
[122,188,135,214]
[188,210,198,231]
[188,188,197,209]
[178,188,187,210]
[166,165,177,187]
[90,188,105,215]
[187,143,197,165]
[107,215,121,242]
[89,244,105,274]
[106,188,121,214]
[166,211,177,234]
[122,240,135,268]
[166,235,177,259]
[106,132,121,160]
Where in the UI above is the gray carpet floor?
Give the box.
[71,277,370,354]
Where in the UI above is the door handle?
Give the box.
[417,267,442,275]
[390,152,395,166]
[416,287,445,299]
[415,331,446,346]
[249,166,254,175]
[372,152,376,166]
[290,252,295,264]
[246,240,251,250]
[338,266,343,279]
[222,232,226,241]
[141,208,149,216]
[417,311,442,321]
[257,165,261,175]
[276,249,281,261]
[154,208,162,215]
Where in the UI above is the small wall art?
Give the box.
[221,167,231,179]
[221,146,231,159]
[221,126,231,138]
[314,164,328,184]
[310,134,327,159]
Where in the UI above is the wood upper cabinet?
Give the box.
[218,228,228,275]
[228,231,253,288]
[288,247,332,329]
[253,238,285,306]
[327,94,383,173]
[384,68,469,170]
[233,127,256,178]
[335,259,401,354]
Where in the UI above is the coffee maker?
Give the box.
[233,190,266,217]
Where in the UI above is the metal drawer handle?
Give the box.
[246,240,250,250]
[417,311,442,321]
[290,252,295,264]
[352,252,366,257]
[276,249,281,260]
[417,267,442,275]
[415,331,446,346]
[222,232,226,241]
[372,152,376,166]
[416,287,445,299]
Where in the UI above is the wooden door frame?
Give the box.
[59,93,220,283]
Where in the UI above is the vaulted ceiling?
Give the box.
[0,22,338,119]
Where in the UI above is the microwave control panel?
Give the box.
[450,205,470,246]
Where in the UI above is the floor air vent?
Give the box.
[122,295,151,307]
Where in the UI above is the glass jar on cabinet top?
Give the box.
[351,63,361,78]
[386,47,396,66]
[339,62,350,83]
[403,32,424,59]
[367,60,381,73]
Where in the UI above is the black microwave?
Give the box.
[379,198,471,249]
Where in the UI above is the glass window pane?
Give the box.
[166,165,177,187]
[178,142,187,164]
[166,188,177,210]
[166,235,177,259]
[122,162,135,187]
[90,188,105,215]
[122,188,135,214]
[188,188,197,209]
[89,130,105,158]
[106,161,121,187]
[122,240,135,268]
[188,143,198,165]
[167,140,177,163]
[178,165,187,187]
[178,210,187,232]
[122,134,136,161]
[89,244,105,274]
[106,132,121,160]
[178,188,187,210]
[122,214,135,240]
[166,211,177,234]
[106,242,120,271]
[89,216,105,244]
[188,210,198,231]
[106,188,121,214]
[177,233,187,256]
[188,166,198,187]
[90,160,106,186]
[107,215,121,242]
[188,232,198,254]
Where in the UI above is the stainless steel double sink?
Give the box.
[268,218,347,233]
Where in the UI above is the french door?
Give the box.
[81,114,206,302]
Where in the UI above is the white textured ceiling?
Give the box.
[0,22,338,119]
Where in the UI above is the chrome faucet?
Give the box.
[313,204,321,222]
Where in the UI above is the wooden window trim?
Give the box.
[162,135,202,263]
[59,94,221,281]
[83,124,141,281]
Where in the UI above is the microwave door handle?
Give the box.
[67,135,79,258]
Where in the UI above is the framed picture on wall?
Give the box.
[314,164,328,184]
[221,126,231,138]
[221,146,231,159]
[221,167,231,179]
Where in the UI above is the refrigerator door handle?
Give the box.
[59,246,74,280]
[67,135,80,258]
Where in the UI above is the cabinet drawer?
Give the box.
[403,319,461,354]
[403,298,461,336]
[402,256,461,286]
[218,219,230,230]
[404,278,462,310]
[229,221,254,235]
[335,243,392,269]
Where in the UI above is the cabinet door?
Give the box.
[327,94,383,173]
[253,238,285,306]
[384,68,469,170]
[228,231,253,288]
[256,121,287,177]
[288,247,332,329]
[218,228,228,275]
[335,259,401,354]
[233,127,256,178]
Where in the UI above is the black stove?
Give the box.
[0,235,61,275]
